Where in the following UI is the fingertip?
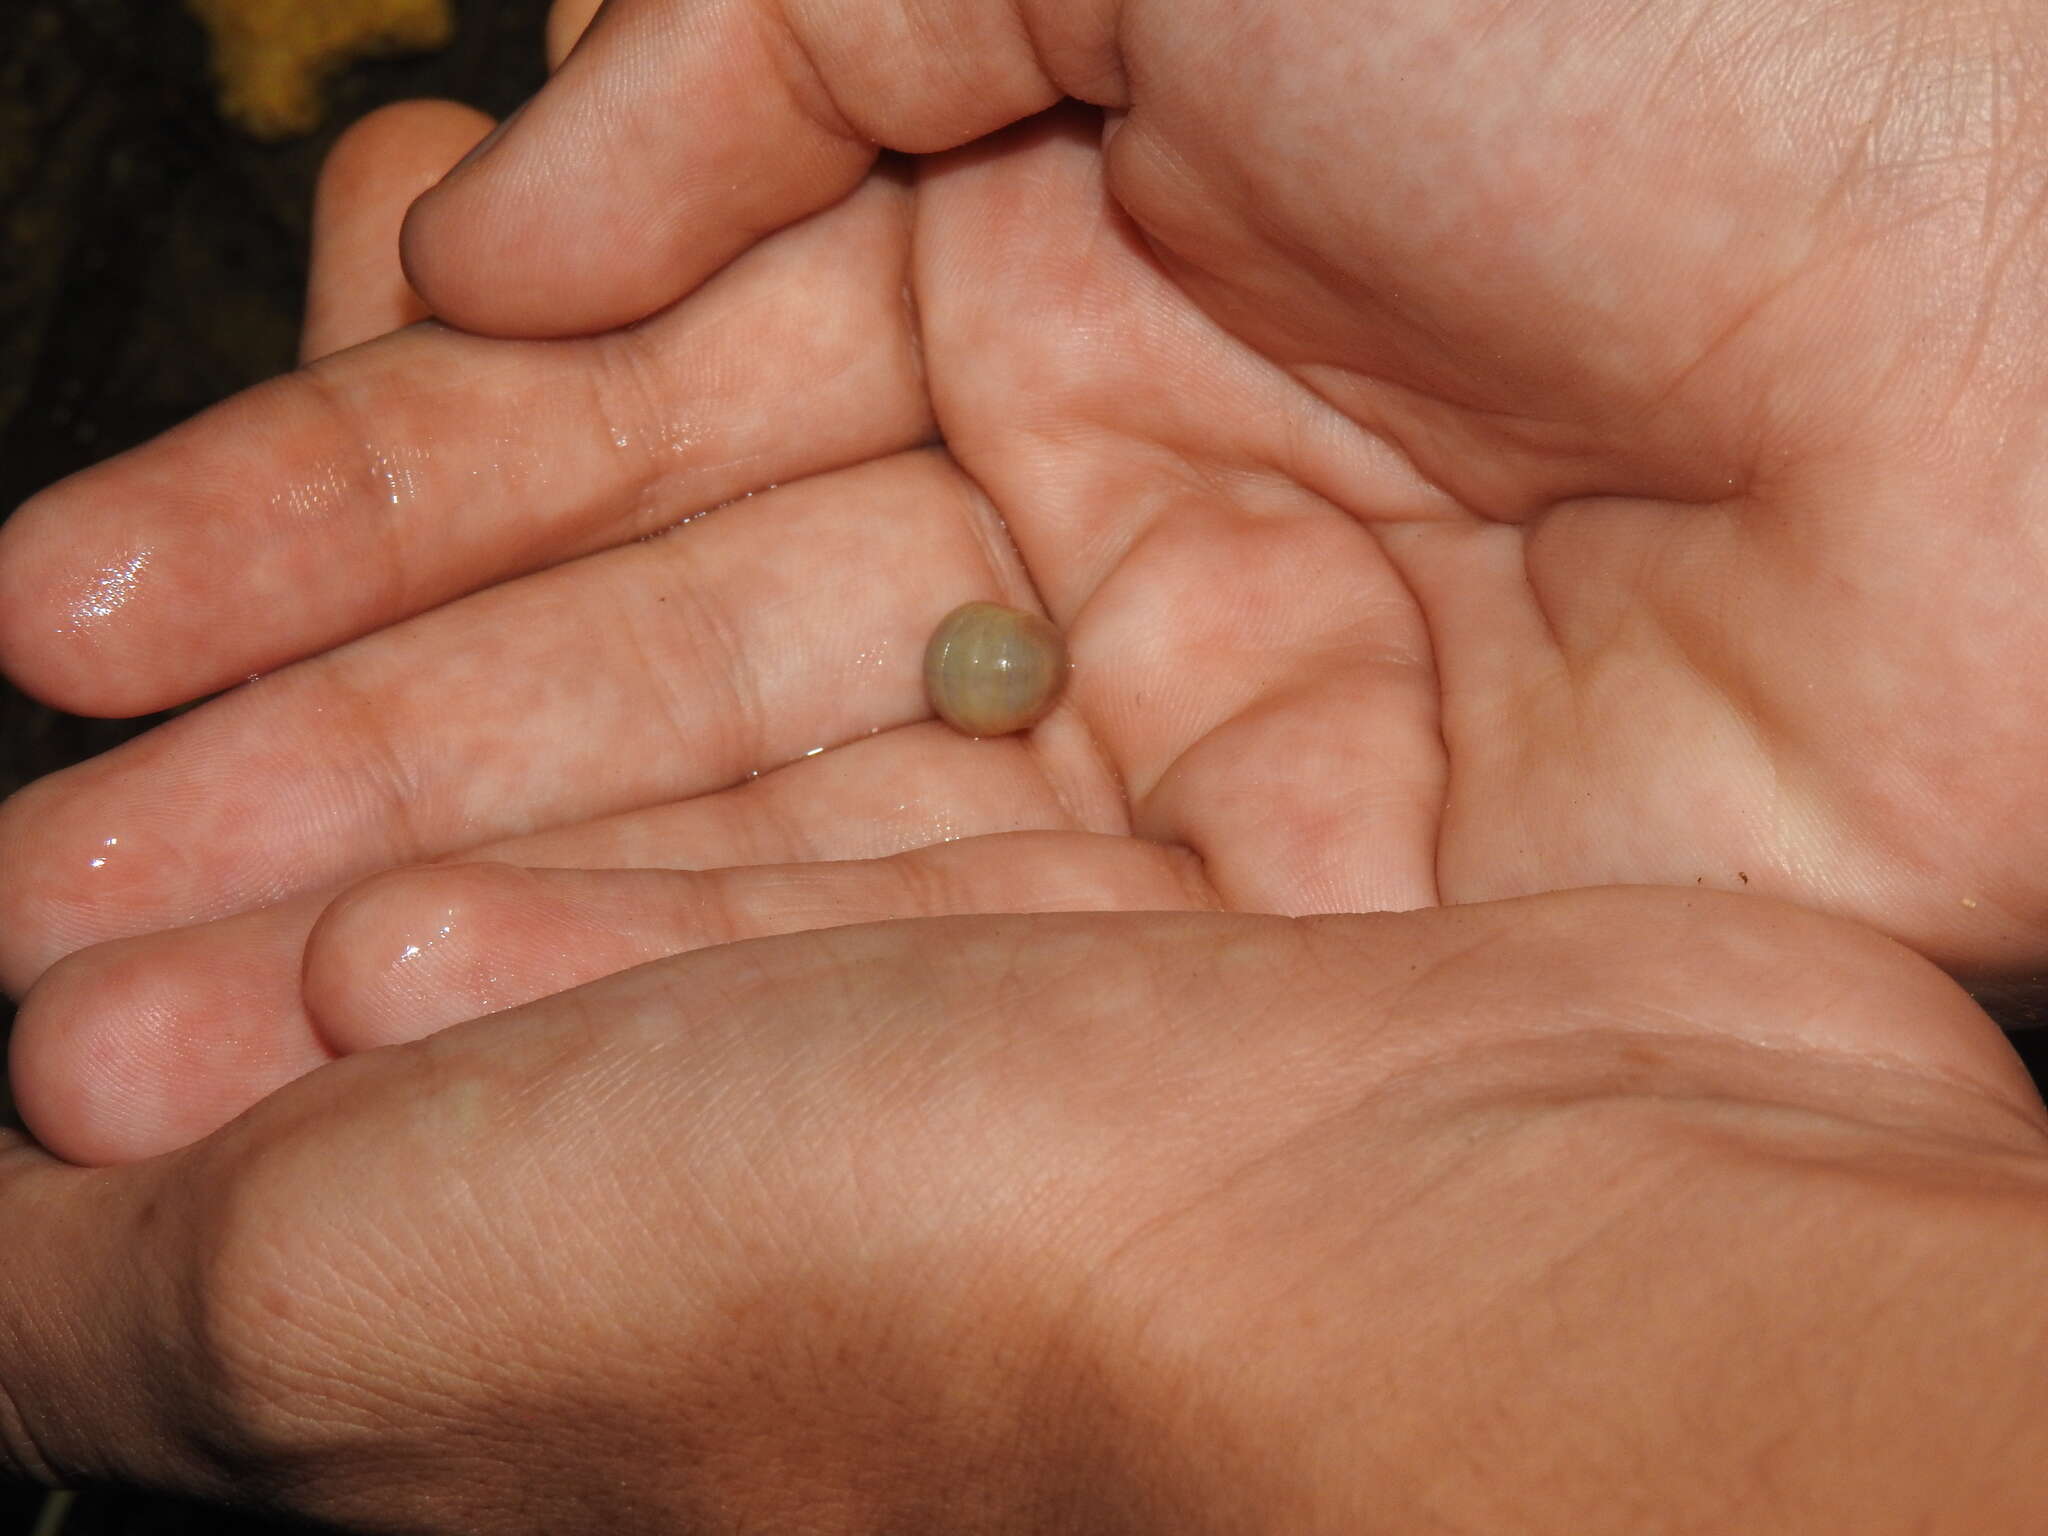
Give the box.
[0,738,274,997]
[399,147,703,339]
[304,864,498,1050]
[10,950,163,1166]
[398,0,878,338]
[11,931,328,1166]
[0,492,164,719]
[304,99,497,362]
[0,365,373,719]
[317,99,496,212]
[545,0,604,71]
[304,863,665,1050]
[0,498,64,706]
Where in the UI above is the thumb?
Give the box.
[400,0,1127,336]
[302,100,496,362]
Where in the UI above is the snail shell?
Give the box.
[923,601,1068,737]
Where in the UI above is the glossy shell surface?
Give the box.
[923,601,1068,737]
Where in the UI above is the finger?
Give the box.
[301,101,496,363]
[0,449,1120,993]
[10,720,1095,1166]
[0,170,923,718]
[304,831,1212,1051]
[6,902,334,1169]
[401,0,1123,336]
[546,0,603,69]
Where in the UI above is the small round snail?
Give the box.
[923,601,1069,737]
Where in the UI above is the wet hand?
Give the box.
[9,0,2048,1162]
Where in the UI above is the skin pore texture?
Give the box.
[4,0,2048,1527]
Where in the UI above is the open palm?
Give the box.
[7,0,2047,1163]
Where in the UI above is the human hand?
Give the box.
[8,0,2048,1164]
[6,891,2047,1533]
[0,39,961,1158]
[398,0,2048,954]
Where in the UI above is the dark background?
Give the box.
[1,0,549,803]
[3,0,545,1530]
[3,1,2047,1531]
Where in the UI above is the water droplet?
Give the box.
[396,917,455,965]
[65,552,151,628]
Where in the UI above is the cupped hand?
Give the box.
[5,892,2047,1533]
[401,0,2048,953]
[8,0,2048,1164]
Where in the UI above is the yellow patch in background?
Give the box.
[185,0,455,139]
